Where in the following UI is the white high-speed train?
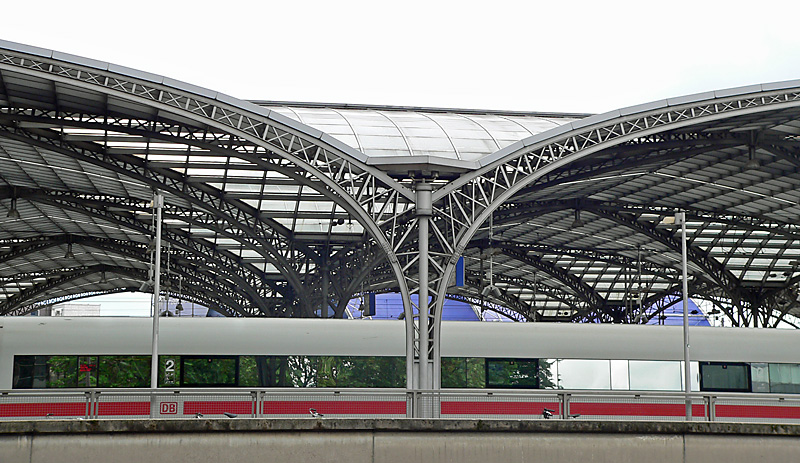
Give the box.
[1,316,799,394]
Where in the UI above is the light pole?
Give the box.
[675,212,692,420]
[149,191,164,416]
[662,212,692,421]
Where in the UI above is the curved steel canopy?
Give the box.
[2,39,800,330]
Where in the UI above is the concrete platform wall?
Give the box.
[2,420,799,463]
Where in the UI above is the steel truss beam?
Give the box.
[3,264,242,316]
[462,270,585,315]
[9,288,138,316]
[483,240,605,310]
[0,234,260,315]
[8,286,218,318]
[0,48,416,325]
[480,197,800,303]
[474,241,677,282]
[389,86,800,389]
[0,262,243,316]
[444,292,534,322]
[21,190,277,315]
[0,119,314,310]
[515,132,749,200]
[459,273,536,317]
[0,111,361,256]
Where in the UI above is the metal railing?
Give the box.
[2,388,800,423]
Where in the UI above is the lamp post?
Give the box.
[675,212,692,420]
[149,191,164,416]
[680,212,692,420]
[663,212,692,421]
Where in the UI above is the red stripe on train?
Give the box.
[183,401,254,415]
[0,403,87,417]
[441,401,560,415]
[441,402,704,417]
[261,400,406,415]
[97,402,150,416]
[715,404,800,419]
[569,402,706,417]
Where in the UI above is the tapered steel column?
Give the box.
[416,183,433,400]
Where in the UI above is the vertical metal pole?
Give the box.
[678,212,692,420]
[416,183,432,408]
[321,261,329,317]
[149,191,164,415]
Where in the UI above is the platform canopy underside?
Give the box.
[2,39,800,327]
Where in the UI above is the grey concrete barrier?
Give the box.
[2,419,800,463]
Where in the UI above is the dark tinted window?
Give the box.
[98,356,150,388]
[442,357,486,388]
[700,362,750,392]
[181,356,238,386]
[486,358,538,389]
[13,355,78,389]
[237,355,405,388]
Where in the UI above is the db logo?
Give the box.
[160,402,178,414]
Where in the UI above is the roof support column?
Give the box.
[321,260,329,317]
[415,182,434,415]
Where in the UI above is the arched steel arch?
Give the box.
[0,234,260,316]
[411,82,800,388]
[0,42,414,309]
[0,41,424,386]
[0,113,314,298]
[1,264,244,317]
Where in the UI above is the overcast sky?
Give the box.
[5,1,800,115]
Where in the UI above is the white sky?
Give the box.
[5,0,800,315]
[5,0,800,114]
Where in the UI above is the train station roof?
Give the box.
[258,102,587,175]
[2,39,800,327]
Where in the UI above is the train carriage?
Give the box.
[1,317,799,420]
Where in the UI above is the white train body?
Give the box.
[1,317,798,391]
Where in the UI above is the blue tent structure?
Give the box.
[646,297,711,326]
[348,293,513,321]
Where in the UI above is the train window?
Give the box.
[538,359,558,389]
[12,356,47,388]
[77,356,99,388]
[750,363,770,393]
[304,356,405,388]
[181,356,238,387]
[98,356,150,388]
[242,356,295,387]
[629,361,682,391]
[768,363,800,393]
[46,356,78,388]
[557,360,611,390]
[700,362,750,392]
[332,356,405,388]
[610,360,630,390]
[238,356,259,387]
[537,359,559,389]
[442,358,486,388]
[13,355,79,389]
[485,358,538,389]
